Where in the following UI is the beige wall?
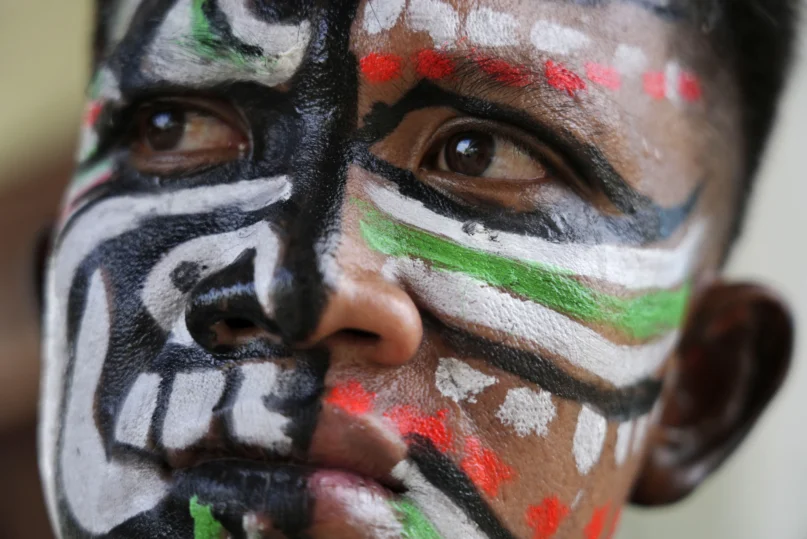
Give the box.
[1,2,804,537]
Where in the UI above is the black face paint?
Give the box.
[354,81,701,246]
[433,316,662,421]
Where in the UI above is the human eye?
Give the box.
[128,98,249,176]
[433,130,547,180]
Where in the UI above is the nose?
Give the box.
[184,249,423,365]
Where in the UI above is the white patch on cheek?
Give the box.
[573,405,607,475]
[362,0,406,34]
[614,421,634,466]
[406,0,459,46]
[530,20,591,56]
[59,272,168,535]
[496,387,557,437]
[664,60,682,104]
[435,357,497,404]
[114,373,162,449]
[614,44,648,76]
[465,7,519,47]
[392,461,487,539]
[230,363,292,453]
[162,370,227,450]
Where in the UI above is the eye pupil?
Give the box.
[444,132,494,177]
[146,109,185,151]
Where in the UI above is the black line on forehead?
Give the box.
[407,436,518,539]
[434,316,662,420]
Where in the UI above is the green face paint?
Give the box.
[189,496,225,539]
[391,500,442,539]
[359,206,690,341]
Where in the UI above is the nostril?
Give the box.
[225,317,257,330]
[208,318,266,351]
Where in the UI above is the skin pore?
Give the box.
[39,1,793,538]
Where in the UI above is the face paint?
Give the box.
[43,0,728,537]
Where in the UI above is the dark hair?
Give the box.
[717,0,799,241]
[92,0,799,240]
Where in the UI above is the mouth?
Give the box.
[171,459,408,538]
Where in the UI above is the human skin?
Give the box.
[39,1,793,538]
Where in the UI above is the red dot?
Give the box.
[84,101,104,127]
[384,406,453,452]
[545,60,587,97]
[643,71,666,99]
[585,504,610,539]
[415,49,455,80]
[585,63,621,91]
[360,53,403,83]
[460,437,515,497]
[679,71,702,102]
[526,496,570,539]
[475,56,532,87]
[325,380,376,415]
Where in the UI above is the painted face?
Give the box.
[40,0,742,537]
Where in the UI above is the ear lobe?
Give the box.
[631,283,793,506]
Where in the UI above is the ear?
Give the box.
[630,282,793,505]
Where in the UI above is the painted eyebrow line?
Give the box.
[355,79,671,218]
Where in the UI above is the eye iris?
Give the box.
[444,132,494,177]
[146,109,185,151]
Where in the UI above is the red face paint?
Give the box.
[545,60,586,97]
[643,71,666,99]
[460,437,514,498]
[360,53,404,83]
[325,380,376,415]
[384,406,453,452]
[84,101,104,128]
[474,56,533,87]
[678,72,702,102]
[415,49,455,80]
[585,63,621,90]
[584,503,610,539]
[526,496,570,539]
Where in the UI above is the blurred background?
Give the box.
[0,1,804,537]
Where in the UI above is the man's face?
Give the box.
[40,0,741,537]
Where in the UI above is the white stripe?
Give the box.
[665,61,682,104]
[362,0,406,34]
[162,370,227,450]
[217,0,312,57]
[145,0,310,87]
[573,405,607,475]
[465,8,519,47]
[407,0,459,46]
[231,363,292,453]
[393,258,677,387]
[141,220,281,331]
[435,357,497,404]
[496,387,557,437]
[366,184,705,291]
[39,176,291,530]
[530,20,590,56]
[632,415,650,455]
[392,460,487,539]
[614,421,634,466]
[59,272,168,535]
[114,373,162,449]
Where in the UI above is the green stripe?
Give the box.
[189,0,251,67]
[359,207,689,341]
[189,496,224,539]
[391,500,442,539]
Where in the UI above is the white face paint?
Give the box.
[465,8,519,47]
[115,373,162,449]
[230,363,293,452]
[573,406,608,475]
[161,370,227,450]
[530,20,591,56]
[435,357,498,404]
[406,0,459,46]
[362,0,406,34]
[496,387,557,438]
[614,421,634,467]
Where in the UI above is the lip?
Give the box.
[160,398,411,536]
[172,460,405,538]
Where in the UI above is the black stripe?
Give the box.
[434,316,662,420]
[407,436,518,539]
[200,0,264,57]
